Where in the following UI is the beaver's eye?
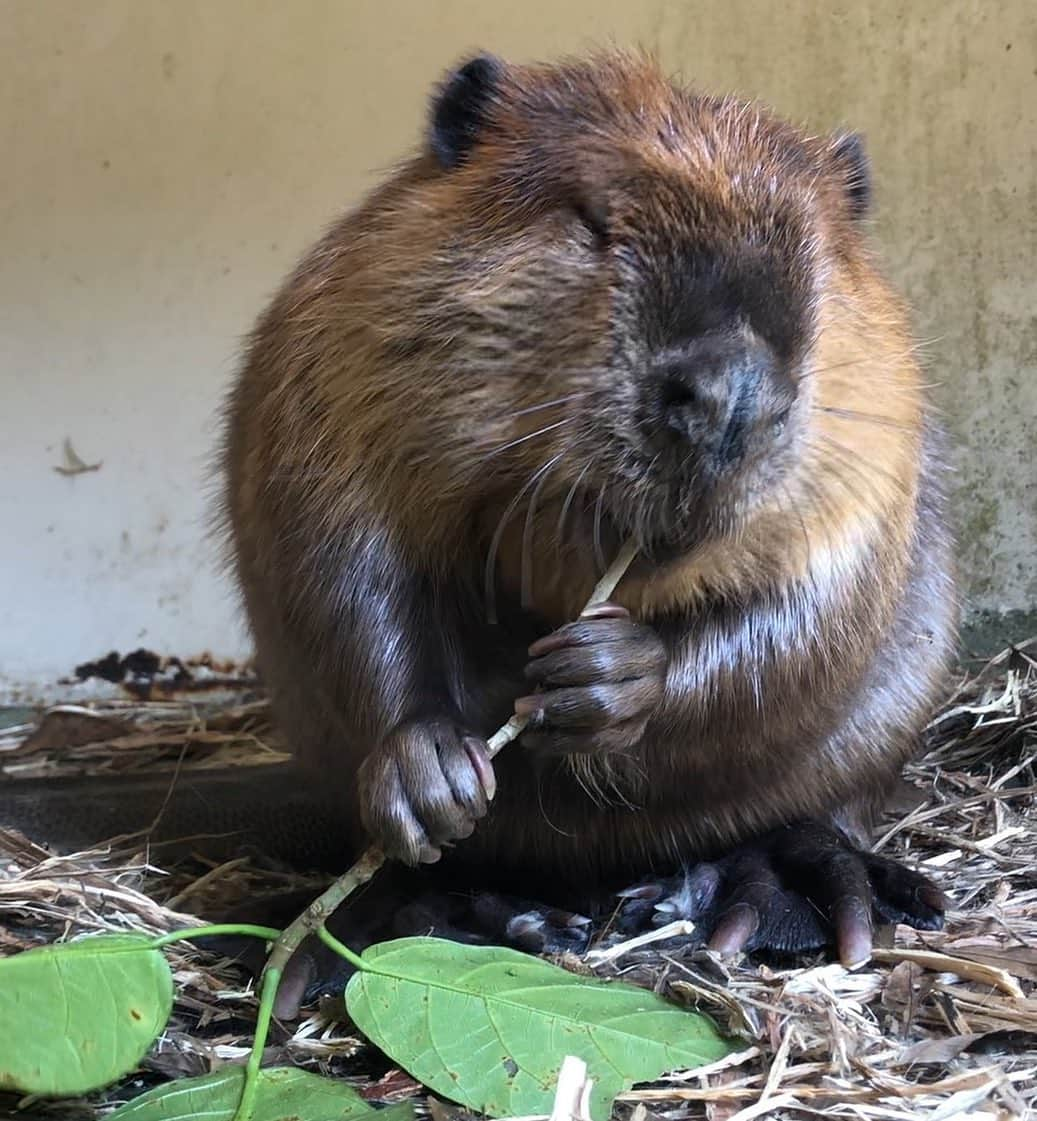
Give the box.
[572,198,610,250]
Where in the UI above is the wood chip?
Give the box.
[871,948,1026,1000]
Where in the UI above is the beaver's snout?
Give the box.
[648,330,798,474]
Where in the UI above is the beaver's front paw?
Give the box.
[517,602,667,755]
[358,718,495,865]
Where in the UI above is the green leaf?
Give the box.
[108,1066,417,1121]
[345,937,737,1120]
[0,934,173,1096]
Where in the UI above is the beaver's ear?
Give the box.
[429,54,505,170]
[828,132,872,220]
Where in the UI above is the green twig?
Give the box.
[261,539,639,986]
[231,965,282,1121]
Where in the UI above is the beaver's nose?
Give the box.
[655,332,795,467]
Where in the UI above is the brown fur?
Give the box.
[220,52,957,895]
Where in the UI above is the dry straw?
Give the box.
[2,637,1034,1118]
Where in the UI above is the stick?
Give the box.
[262,539,640,981]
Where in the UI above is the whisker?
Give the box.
[809,342,936,381]
[808,436,884,501]
[522,455,560,610]
[806,436,897,518]
[484,451,565,624]
[593,482,608,575]
[797,473,842,565]
[816,431,906,492]
[506,392,587,420]
[556,460,592,560]
[481,416,574,462]
[778,479,812,575]
[626,457,660,552]
[535,773,576,837]
[267,468,337,481]
[814,405,916,432]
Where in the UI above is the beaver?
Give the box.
[216,50,957,1000]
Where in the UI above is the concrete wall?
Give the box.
[2,1,1034,697]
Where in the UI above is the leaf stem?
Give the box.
[316,924,366,970]
[151,924,282,949]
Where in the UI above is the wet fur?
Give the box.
[219,52,957,897]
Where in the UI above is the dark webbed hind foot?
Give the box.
[465,892,594,956]
[620,821,945,965]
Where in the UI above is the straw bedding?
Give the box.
[1,641,1034,1119]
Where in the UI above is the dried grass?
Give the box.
[1,642,1034,1119]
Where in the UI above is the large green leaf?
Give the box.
[346,937,736,1119]
[108,1066,416,1121]
[0,934,173,1096]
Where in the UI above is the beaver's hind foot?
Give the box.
[619,820,945,965]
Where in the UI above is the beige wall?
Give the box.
[2,1,1034,695]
